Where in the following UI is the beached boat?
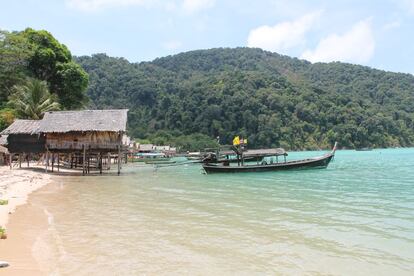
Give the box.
[202,143,337,174]
[131,152,171,162]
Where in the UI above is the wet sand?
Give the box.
[0,166,79,275]
[0,193,50,275]
[0,166,51,227]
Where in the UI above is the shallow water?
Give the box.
[32,149,414,275]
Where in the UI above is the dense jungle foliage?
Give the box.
[0,28,88,129]
[76,48,414,150]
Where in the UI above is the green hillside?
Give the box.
[76,48,414,150]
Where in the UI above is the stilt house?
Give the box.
[38,109,128,174]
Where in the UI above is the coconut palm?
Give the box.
[8,78,60,119]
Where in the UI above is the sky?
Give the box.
[1,0,414,75]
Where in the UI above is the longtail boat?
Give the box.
[202,142,337,174]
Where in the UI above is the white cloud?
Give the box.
[403,0,414,14]
[66,0,215,13]
[301,18,375,64]
[163,40,182,50]
[247,11,322,53]
[383,19,401,31]
[182,0,215,14]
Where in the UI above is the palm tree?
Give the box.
[8,79,60,119]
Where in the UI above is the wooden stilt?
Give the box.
[99,153,103,174]
[52,153,54,172]
[27,153,30,167]
[108,153,111,170]
[9,153,13,170]
[87,154,91,173]
[83,146,86,176]
[117,145,121,175]
[57,153,60,172]
[45,152,48,173]
[19,153,21,168]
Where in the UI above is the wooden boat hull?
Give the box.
[202,153,334,174]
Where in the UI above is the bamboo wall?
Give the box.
[46,131,122,151]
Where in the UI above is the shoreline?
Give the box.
[0,165,117,275]
[0,166,52,230]
[0,166,55,275]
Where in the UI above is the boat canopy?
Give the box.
[243,148,287,157]
[220,148,287,157]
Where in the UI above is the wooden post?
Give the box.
[99,153,103,175]
[45,152,48,173]
[19,153,21,168]
[51,153,54,172]
[57,153,60,172]
[107,153,111,170]
[87,153,91,173]
[9,153,12,170]
[83,146,86,176]
[117,145,121,175]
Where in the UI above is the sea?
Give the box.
[30,148,414,275]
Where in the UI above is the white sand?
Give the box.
[0,166,51,229]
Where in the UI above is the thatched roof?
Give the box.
[39,109,128,133]
[0,120,40,135]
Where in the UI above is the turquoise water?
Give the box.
[33,149,414,275]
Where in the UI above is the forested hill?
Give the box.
[76,47,414,150]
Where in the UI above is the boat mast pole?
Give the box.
[241,144,244,166]
[237,145,240,166]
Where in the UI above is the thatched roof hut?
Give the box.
[39,109,128,152]
[0,120,45,153]
[40,110,128,133]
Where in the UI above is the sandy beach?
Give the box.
[0,166,51,228]
[0,166,53,275]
